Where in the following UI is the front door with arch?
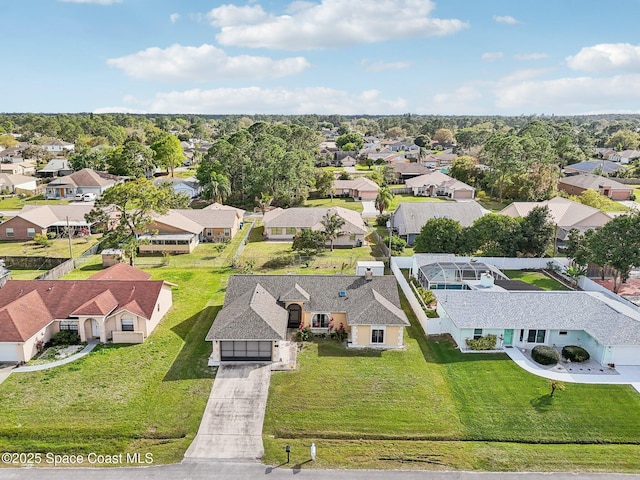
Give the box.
[91,318,100,338]
[287,304,302,328]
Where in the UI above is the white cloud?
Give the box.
[169,13,180,23]
[93,106,144,114]
[493,15,519,24]
[107,44,310,81]
[59,0,122,4]
[514,53,548,61]
[566,43,640,72]
[500,67,555,83]
[360,59,411,72]
[98,87,408,114]
[206,0,468,50]
[482,52,503,62]
[495,74,640,112]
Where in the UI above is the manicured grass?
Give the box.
[475,192,510,212]
[8,269,48,280]
[0,195,71,210]
[262,292,640,471]
[238,225,378,273]
[304,197,363,212]
[0,264,227,464]
[0,236,100,258]
[503,269,570,291]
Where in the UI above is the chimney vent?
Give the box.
[365,268,373,281]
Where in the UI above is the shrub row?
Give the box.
[465,334,497,351]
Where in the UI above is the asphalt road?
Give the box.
[0,461,639,480]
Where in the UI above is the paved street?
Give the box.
[1,461,639,480]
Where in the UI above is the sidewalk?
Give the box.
[13,342,97,373]
[504,347,640,393]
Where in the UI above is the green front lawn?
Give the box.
[304,197,363,212]
[0,195,71,211]
[263,292,640,471]
[0,265,226,464]
[503,270,569,291]
[0,235,100,258]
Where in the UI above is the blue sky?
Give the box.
[5,0,640,115]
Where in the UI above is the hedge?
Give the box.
[531,345,560,365]
[562,345,590,362]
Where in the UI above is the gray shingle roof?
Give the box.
[559,174,631,191]
[392,201,485,235]
[435,290,640,346]
[564,160,624,174]
[206,274,409,341]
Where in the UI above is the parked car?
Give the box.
[83,193,96,202]
[75,193,84,201]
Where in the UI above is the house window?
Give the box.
[527,329,546,343]
[121,318,135,332]
[271,227,282,235]
[27,228,35,238]
[224,229,230,237]
[473,328,483,340]
[205,228,213,236]
[311,313,330,328]
[371,328,385,344]
[285,227,297,235]
[349,234,356,241]
[59,320,78,331]
[5,228,13,238]
[559,330,568,336]
[519,329,524,342]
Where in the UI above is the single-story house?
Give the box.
[392,163,434,182]
[45,168,124,200]
[0,204,95,240]
[432,289,640,367]
[563,160,625,176]
[404,171,475,200]
[42,140,75,153]
[500,196,613,242]
[557,174,634,201]
[155,176,202,198]
[0,264,173,362]
[391,200,486,246]
[263,207,368,246]
[0,173,39,195]
[0,162,36,176]
[422,153,458,168]
[609,150,640,164]
[205,273,409,365]
[137,204,245,253]
[332,177,380,201]
[138,210,203,254]
[37,159,73,178]
[0,146,24,163]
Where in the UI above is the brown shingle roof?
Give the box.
[90,263,152,281]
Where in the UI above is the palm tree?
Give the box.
[204,172,231,203]
[375,187,394,215]
[321,211,346,251]
[255,193,273,215]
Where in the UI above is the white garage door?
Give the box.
[0,343,19,362]
[612,346,640,366]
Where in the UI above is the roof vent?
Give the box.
[338,291,347,297]
[365,268,373,281]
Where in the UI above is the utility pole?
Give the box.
[67,216,73,259]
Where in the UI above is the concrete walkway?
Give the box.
[184,363,272,461]
[0,364,13,385]
[504,347,640,392]
[13,342,97,373]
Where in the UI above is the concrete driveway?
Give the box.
[184,364,272,461]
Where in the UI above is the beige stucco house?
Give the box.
[332,177,380,201]
[206,273,409,365]
[0,264,173,363]
[263,206,367,247]
[405,171,475,200]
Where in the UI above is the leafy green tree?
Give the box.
[255,193,273,215]
[518,206,556,256]
[414,218,464,254]
[0,134,18,148]
[85,178,189,266]
[571,189,607,210]
[108,140,155,178]
[449,156,480,186]
[433,128,454,144]
[203,172,231,203]
[375,187,393,215]
[292,229,326,257]
[336,133,364,151]
[381,164,396,186]
[605,129,640,150]
[151,134,184,177]
[320,212,346,251]
[467,214,522,256]
[314,169,334,197]
[384,235,407,254]
[413,134,431,148]
[565,264,587,287]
